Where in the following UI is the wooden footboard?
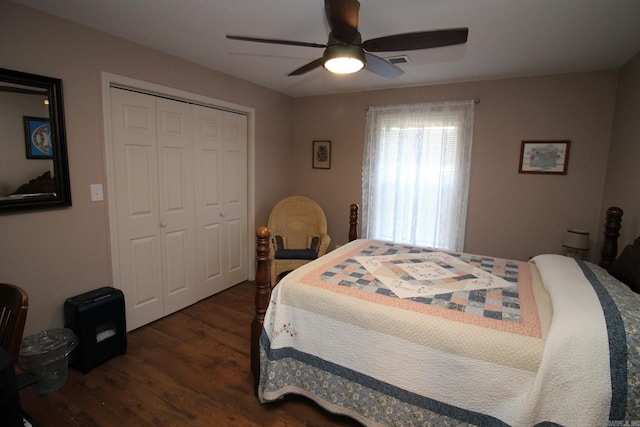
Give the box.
[252,226,271,385]
[252,203,359,385]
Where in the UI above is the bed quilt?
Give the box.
[258,240,639,426]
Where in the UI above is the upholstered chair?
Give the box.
[267,196,330,286]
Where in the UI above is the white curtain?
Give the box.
[362,100,475,251]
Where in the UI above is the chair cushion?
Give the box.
[275,249,319,260]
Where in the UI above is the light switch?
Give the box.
[90,184,104,201]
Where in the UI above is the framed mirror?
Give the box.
[0,68,71,213]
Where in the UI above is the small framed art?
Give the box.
[23,116,53,159]
[519,140,570,174]
[313,140,331,169]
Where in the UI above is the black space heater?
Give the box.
[64,287,127,373]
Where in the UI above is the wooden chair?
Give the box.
[0,283,29,363]
[267,196,330,286]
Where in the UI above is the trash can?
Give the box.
[19,328,78,394]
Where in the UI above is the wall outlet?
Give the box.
[90,184,103,201]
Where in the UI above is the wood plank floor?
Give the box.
[19,281,362,427]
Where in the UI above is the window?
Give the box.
[362,101,475,251]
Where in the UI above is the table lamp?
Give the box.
[562,229,589,259]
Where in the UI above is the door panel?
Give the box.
[164,229,189,294]
[200,150,223,295]
[129,236,160,305]
[223,112,248,285]
[193,105,225,299]
[110,88,164,329]
[162,148,187,211]
[125,146,155,216]
[204,224,222,283]
[227,218,243,271]
[156,97,197,315]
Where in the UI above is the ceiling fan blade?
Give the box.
[362,28,469,52]
[324,0,360,43]
[364,53,404,79]
[288,58,324,76]
[227,35,326,49]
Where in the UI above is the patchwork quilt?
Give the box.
[259,240,639,426]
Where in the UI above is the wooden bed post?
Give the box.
[349,203,359,241]
[599,206,623,269]
[252,226,271,386]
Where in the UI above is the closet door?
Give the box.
[109,86,248,330]
[222,111,248,286]
[193,107,248,298]
[193,105,224,298]
[111,89,197,329]
[155,97,197,315]
[110,88,164,329]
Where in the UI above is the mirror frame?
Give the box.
[0,68,72,213]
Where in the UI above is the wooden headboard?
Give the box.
[599,206,623,269]
[350,203,626,268]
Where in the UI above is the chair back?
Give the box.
[0,283,29,362]
[268,196,327,249]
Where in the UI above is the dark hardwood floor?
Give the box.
[19,281,362,427]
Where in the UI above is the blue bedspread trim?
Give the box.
[577,260,628,420]
[260,260,632,425]
[260,331,509,426]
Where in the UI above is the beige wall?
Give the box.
[290,72,619,262]
[601,52,640,247]
[0,1,293,335]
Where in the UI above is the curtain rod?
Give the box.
[364,98,480,110]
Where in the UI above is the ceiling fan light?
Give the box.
[323,44,366,74]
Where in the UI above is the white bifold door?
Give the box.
[109,87,248,330]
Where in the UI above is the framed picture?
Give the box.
[313,140,331,169]
[519,140,570,174]
[23,116,53,159]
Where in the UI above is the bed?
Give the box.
[0,170,56,200]
[251,205,639,426]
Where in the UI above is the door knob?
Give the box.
[160,222,168,228]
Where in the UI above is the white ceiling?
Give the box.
[13,0,640,98]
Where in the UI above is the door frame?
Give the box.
[101,72,256,292]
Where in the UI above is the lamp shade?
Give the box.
[562,229,589,250]
[323,44,366,74]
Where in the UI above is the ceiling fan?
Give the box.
[227,0,468,79]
